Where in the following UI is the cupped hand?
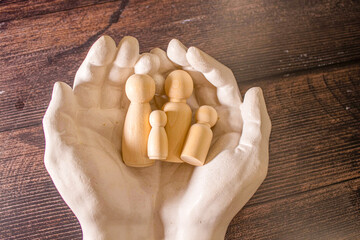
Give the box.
[147,39,271,240]
[43,36,161,239]
[43,35,271,240]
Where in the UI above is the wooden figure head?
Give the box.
[125,74,155,103]
[165,70,193,101]
[149,110,167,127]
[196,105,218,127]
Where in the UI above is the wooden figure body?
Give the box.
[162,70,193,163]
[122,74,155,167]
[181,105,218,166]
[148,110,168,160]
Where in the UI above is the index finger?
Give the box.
[186,46,242,107]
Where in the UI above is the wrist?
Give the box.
[164,218,229,240]
[81,219,156,240]
[81,222,121,240]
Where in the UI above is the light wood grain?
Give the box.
[181,106,218,166]
[122,74,155,167]
[162,70,193,163]
[148,110,168,160]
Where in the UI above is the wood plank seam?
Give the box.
[0,0,120,23]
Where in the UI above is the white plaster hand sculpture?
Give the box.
[43,35,271,240]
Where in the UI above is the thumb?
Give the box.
[238,87,271,151]
[43,82,78,144]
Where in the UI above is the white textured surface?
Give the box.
[43,35,271,240]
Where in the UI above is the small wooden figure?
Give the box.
[181,105,218,166]
[162,70,193,163]
[147,110,168,160]
[122,74,155,167]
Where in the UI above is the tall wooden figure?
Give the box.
[148,110,168,160]
[122,74,155,167]
[163,70,193,163]
[181,105,218,166]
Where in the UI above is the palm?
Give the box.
[72,107,156,221]
[43,36,271,239]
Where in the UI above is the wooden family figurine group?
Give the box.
[122,70,218,167]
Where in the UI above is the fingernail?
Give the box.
[114,36,139,67]
[87,35,116,66]
[134,53,160,75]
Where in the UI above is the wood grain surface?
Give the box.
[1,0,360,239]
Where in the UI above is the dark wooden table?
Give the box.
[1,0,360,239]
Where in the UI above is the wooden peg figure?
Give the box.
[122,74,155,167]
[162,70,193,163]
[181,105,218,166]
[148,110,168,160]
